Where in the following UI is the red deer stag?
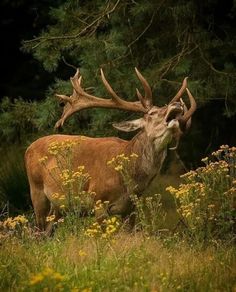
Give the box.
[25,68,196,233]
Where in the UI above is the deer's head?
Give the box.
[55,68,196,150]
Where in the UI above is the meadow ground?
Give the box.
[0,145,235,291]
[0,177,235,292]
[0,214,235,292]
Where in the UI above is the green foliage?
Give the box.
[0,147,30,213]
[0,97,37,143]
[131,193,167,235]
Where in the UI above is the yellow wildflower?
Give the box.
[46,215,56,222]
[14,215,28,224]
[52,272,65,281]
[201,157,208,163]
[38,156,48,163]
[29,274,44,285]
[114,165,123,172]
[220,144,229,150]
[78,250,87,257]
[52,193,60,199]
[130,152,138,158]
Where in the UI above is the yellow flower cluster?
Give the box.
[48,140,78,156]
[1,215,28,230]
[212,145,236,159]
[103,217,120,238]
[52,193,65,200]
[59,166,90,186]
[85,216,120,239]
[29,267,65,286]
[85,222,103,238]
[107,152,138,172]
[166,183,205,199]
[94,200,109,211]
[167,179,216,220]
[166,145,236,236]
[181,161,229,182]
[178,203,195,218]
[46,215,56,222]
[38,156,48,164]
[107,153,138,192]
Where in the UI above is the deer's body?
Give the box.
[25,127,174,229]
[25,67,196,233]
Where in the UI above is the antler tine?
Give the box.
[100,68,123,103]
[136,88,147,108]
[135,67,153,109]
[177,87,196,133]
[170,77,188,103]
[55,69,82,106]
[55,94,73,104]
[70,69,84,96]
[179,87,197,127]
[99,68,147,112]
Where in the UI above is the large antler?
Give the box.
[55,69,150,128]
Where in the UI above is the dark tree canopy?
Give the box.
[22,0,236,106]
[1,0,236,166]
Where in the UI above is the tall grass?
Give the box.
[0,229,235,291]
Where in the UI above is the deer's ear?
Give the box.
[112,118,144,132]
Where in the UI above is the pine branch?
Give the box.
[153,43,198,82]
[127,11,156,50]
[23,0,121,49]
[198,46,236,79]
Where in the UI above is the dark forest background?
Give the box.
[0,0,236,211]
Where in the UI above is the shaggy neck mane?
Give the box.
[126,130,168,192]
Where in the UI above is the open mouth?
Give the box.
[164,105,184,150]
[165,105,183,124]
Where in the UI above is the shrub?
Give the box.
[167,145,236,241]
[0,147,30,213]
[108,153,166,234]
[39,139,95,235]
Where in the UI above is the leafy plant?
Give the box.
[167,145,236,241]
[108,152,167,234]
[39,139,96,235]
